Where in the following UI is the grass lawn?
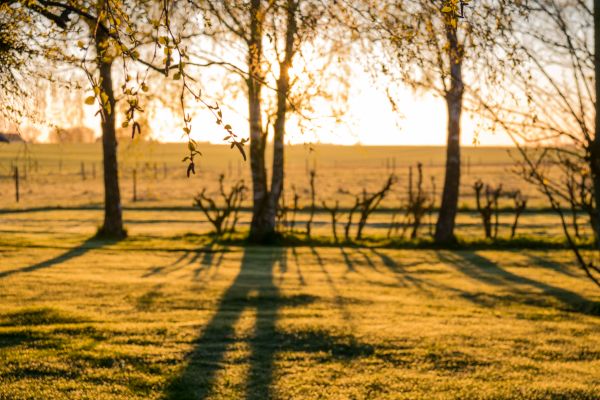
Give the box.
[1,224,599,399]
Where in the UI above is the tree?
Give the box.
[194,174,247,236]
[434,1,464,244]
[406,163,433,239]
[0,7,27,120]
[350,0,518,243]
[0,3,58,124]
[482,0,600,286]
[4,0,204,238]
[473,180,502,240]
[196,0,344,242]
[56,0,152,238]
[266,0,298,242]
[0,1,139,237]
[93,16,125,237]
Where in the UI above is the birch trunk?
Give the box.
[267,0,297,237]
[434,22,463,244]
[248,0,271,242]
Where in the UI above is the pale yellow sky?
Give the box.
[148,82,513,146]
[28,67,513,146]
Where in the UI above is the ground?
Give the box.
[0,144,598,398]
[1,210,599,399]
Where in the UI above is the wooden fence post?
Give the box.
[14,166,19,203]
[132,168,137,202]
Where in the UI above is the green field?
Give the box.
[1,144,599,399]
[0,143,537,210]
[0,143,576,241]
[1,209,600,399]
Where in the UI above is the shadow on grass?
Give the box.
[365,248,443,295]
[0,307,87,327]
[0,237,117,279]
[0,307,93,351]
[362,248,600,317]
[310,247,356,327]
[164,247,372,400]
[438,251,600,316]
[339,246,359,274]
[526,253,579,278]
[290,247,306,286]
[142,240,229,281]
[192,245,228,281]
[0,318,167,394]
[164,247,282,400]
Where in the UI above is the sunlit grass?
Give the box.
[1,222,599,399]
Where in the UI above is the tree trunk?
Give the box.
[268,0,297,238]
[434,22,463,244]
[590,0,600,247]
[247,0,271,243]
[484,216,491,239]
[511,213,521,239]
[248,0,297,243]
[95,32,125,239]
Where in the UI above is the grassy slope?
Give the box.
[1,229,599,399]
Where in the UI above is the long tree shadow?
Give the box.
[142,241,228,279]
[367,248,440,294]
[193,243,228,282]
[165,246,373,400]
[526,253,579,278]
[437,251,600,316]
[290,247,305,286]
[311,247,355,327]
[165,247,283,400]
[339,247,357,274]
[0,237,117,279]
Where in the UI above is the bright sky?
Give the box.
[149,80,513,146]
[327,83,513,146]
[30,66,514,147]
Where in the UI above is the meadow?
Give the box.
[1,143,599,399]
[0,143,570,241]
[0,142,535,210]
